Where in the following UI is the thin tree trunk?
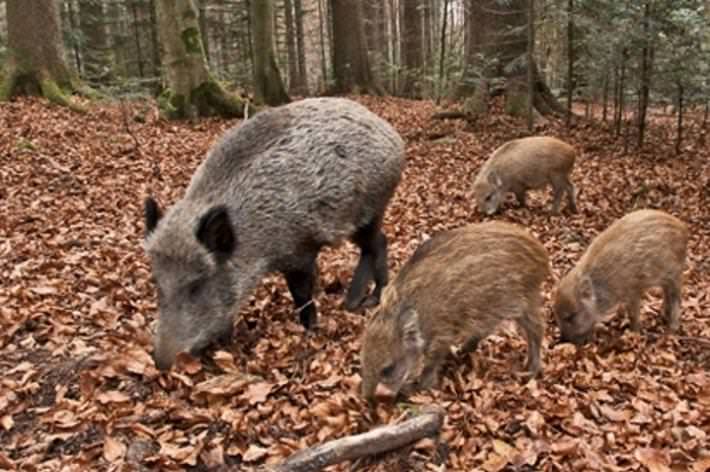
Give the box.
[149,0,162,77]
[317,0,328,89]
[130,1,145,78]
[284,0,300,93]
[1,0,86,110]
[615,49,627,137]
[527,0,535,130]
[602,69,609,122]
[251,0,290,105]
[566,0,573,128]
[66,1,83,76]
[401,0,423,97]
[637,1,651,148]
[675,82,683,155]
[155,0,245,118]
[294,0,308,93]
[436,0,449,104]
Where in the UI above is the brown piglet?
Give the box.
[473,136,577,215]
[554,209,688,345]
[359,222,550,404]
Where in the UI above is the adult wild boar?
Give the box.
[554,209,688,345]
[360,222,550,404]
[144,98,404,370]
[472,136,577,215]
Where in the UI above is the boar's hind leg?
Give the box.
[564,178,578,213]
[517,311,544,376]
[662,278,682,332]
[285,257,318,329]
[345,219,388,311]
[626,296,641,332]
[514,190,527,208]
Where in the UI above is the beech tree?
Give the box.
[155,0,244,119]
[251,0,289,105]
[0,0,87,110]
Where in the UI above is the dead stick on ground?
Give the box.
[260,406,444,472]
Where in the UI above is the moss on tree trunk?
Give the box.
[156,0,245,119]
[1,0,88,111]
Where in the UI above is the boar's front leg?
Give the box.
[345,218,388,310]
[564,178,578,213]
[662,277,682,332]
[285,256,318,329]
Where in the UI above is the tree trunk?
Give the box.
[637,1,652,148]
[401,0,423,97]
[436,0,449,104]
[566,0,574,128]
[675,82,683,155]
[251,0,290,105]
[198,0,211,64]
[294,0,308,93]
[130,1,145,78]
[615,49,627,136]
[317,0,329,89]
[284,0,301,93]
[149,1,162,78]
[0,0,88,110]
[155,0,245,118]
[527,0,535,130]
[330,0,380,94]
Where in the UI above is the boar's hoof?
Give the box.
[360,295,380,309]
[297,301,318,330]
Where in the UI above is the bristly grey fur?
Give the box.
[144,98,404,369]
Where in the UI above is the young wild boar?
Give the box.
[472,136,577,215]
[360,222,550,404]
[554,209,688,345]
[144,98,404,370]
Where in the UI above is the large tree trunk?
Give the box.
[251,0,290,105]
[401,0,424,97]
[456,0,564,117]
[155,0,245,119]
[284,0,306,95]
[0,0,86,110]
[330,0,380,94]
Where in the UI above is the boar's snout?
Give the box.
[152,334,184,371]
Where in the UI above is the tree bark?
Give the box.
[675,82,683,155]
[637,1,652,148]
[294,0,308,93]
[436,0,450,104]
[527,0,535,130]
[566,0,574,128]
[0,0,86,110]
[284,0,300,93]
[251,0,290,105]
[156,0,245,118]
[330,0,380,94]
[401,0,424,97]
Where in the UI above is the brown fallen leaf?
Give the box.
[103,436,127,463]
[244,382,274,405]
[635,448,671,472]
[243,445,269,463]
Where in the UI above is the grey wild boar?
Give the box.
[472,136,577,215]
[554,209,688,345]
[360,222,550,403]
[144,98,404,370]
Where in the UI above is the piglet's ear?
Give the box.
[144,197,162,238]
[195,206,236,260]
[398,307,424,354]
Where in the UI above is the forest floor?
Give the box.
[1,96,709,472]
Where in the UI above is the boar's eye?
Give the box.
[381,363,395,378]
[564,312,576,322]
[485,193,493,202]
[187,280,204,298]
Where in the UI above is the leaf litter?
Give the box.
[0,96,709,471]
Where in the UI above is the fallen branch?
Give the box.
[260,406,444,472]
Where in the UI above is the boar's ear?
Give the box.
[195,206,236,260]
[577,275,596,307]
[144,197,162,238]
[487,170,503,188]
[398,307,424,354]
